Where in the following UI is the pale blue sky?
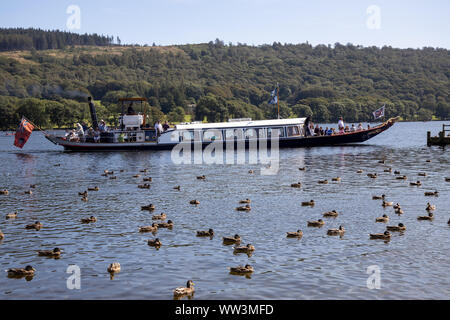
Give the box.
[1,0,449,48]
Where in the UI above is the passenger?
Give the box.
[99,120,108,132]
[75,123,84,138]
[154,120,163,136]
[344,125,350,133]
[357,123,363,131]
[163,121,170,132]
[81,122,88,132]
[331,128,336,135]
[86,127,94,140]
[127,103,136,115]
[93,128,100,143]
[367,124,371,130]
[314,124,320,136]
[350,124,356,132]
[338,116,345,134]
[319,127,324,136]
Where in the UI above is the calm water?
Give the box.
[0,121,449,300]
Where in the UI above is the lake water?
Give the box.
[0,121,449,300]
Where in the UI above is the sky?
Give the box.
[0,0,449,49]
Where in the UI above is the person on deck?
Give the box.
[127,103,136,115]
[75,123,84,138]
[163,121,170,132]
[338,117,345,134]
[350,124,356,132]
[99,120,108,132]
[357,123,363,131]
[314,125,320,136]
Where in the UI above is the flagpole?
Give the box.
[22,117,49,135]
[277,83,280,119]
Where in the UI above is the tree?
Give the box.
[167,106,186,123]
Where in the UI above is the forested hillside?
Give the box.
[0,29,449,129]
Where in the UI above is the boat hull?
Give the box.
[45,118,397,152]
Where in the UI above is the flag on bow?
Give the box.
[14,117,34,149]
[268,85,278,105]
[372,105,385,119]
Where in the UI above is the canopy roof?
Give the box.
[175,118,306,130]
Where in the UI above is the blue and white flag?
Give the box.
[269,95,278,105]
[373,105,385,119]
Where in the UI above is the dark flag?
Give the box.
[14,117,34,149]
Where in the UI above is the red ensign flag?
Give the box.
[14,117,34,148]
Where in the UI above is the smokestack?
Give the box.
[88,97,99,129]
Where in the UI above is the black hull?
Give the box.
[46,118,397,152]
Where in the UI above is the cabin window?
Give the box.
[257,128,267,138]
[181,130,194,141]
[203,129,223,142]
[287,126,301,137]
[245,128,257,139]
[170,131,180,142]
[267,127,285,138]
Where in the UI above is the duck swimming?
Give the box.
[147,238,162,247]
[382,200,393,207]
[229,264,254,275]
[367,173,378,179]
[332,177,341,182]
[173,185,181,190]
[24,190,33,195]
[196,229,214,237]
[236,204,251,211]
[394,207,404,215]
[424,191,439,197]
[152,213,166,220]
[301,200,315,206]
[141,204,155,211]
[307,219,325,227]
[25,221,42,230]
[426,203,436,211]
[386,223,406,232]
[323,210,339,217]
[6,211,18,219]
[38,248,61,258]
[138,184,151,189]
[0,189,9,195]
[239,199,251,204]
[173,280,195,298]
[290,182,302,188]
[318,179,328,184]
[190,200,200,205]
[139,223,158,233]
[223,234,241,245]
[0,229,4,239]
[395,175,407,180]
[286,230,303,238]
[299,167,306,171]
[157,220,174,229]
[384,168,392,173]
[418,172,427,177]
[410,181,422,186]
[78,191,88,197]
[327,226,345,236]
[375,214,389,223]
[81,196,88,202]
[197,175,206,180]
[7,265,36,277]
[143,177,152,182]
[81,216,97,223]
[107,262,121,274]
[372,194,385,200]
[87,186,99,191]
[357,170,363,173]
[370,231,391,240]
[417,212,434,221]
[234,244,255,254]
[393,203,401,209]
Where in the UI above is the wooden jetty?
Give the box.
[427,124,450,146]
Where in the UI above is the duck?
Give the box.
[418,172,427,177]
[393,203,401,209]
[248,170,254,174]
[138,184,151,189]
[378,160,385,164]
[290,182,302,188]
[0,229,4,239]
[375,214,389,223]
[81,216,97,223]
[230,264,254,274]
[196,229,214,237]
[139,223,158,233]
[369,231,391,240]
[25,221,42,230]
[327,225,345,236]
[7,265,36,277]
[173,185,181,190]
[236,204,251,211]
[286,230,303,238]
[383,168,392,173]
[318,179,328,184]
[196,175,206,180]
[6,211,18,219]
[367,173,378,178]
[38,248,61,258]
[426,203,436,211]
[141,204,155,211]
[157,220,174,229]
[152,213,166,220]
[107,262,121,274]
[410,181,422,186]
[24,190,33,195]
[445,177,450,182]
[372,194,385,200]
[332,177,341,182]
[78,191,88,197]
[307,219,325,227]
[223,234,241,245]
[395,175,407,180]
[426,160,431,163]
[386,223,406,232]
[233,244,255,254]
[87,186,99,191]
[382,200,393,207]
[29,184,36,189]
[0,189,9,195]
[81,196,88,202]
[356,170,363,174]
[140,169,148,173]
[239,199,251,204]
[147,238,162,247]
[299,167,306,171]
[190,200,200,205]
[173,280,195,298]
[301,200,315,206]
[394,207,404,215]
[424,191,439,197]
[323,210,339,217]
[109,176,117,180]
[133,174,141,178]
[143,177,152,182]
[394,170,401,175]
[417,212,434,221]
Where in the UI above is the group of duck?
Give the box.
[1,159,449,299]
